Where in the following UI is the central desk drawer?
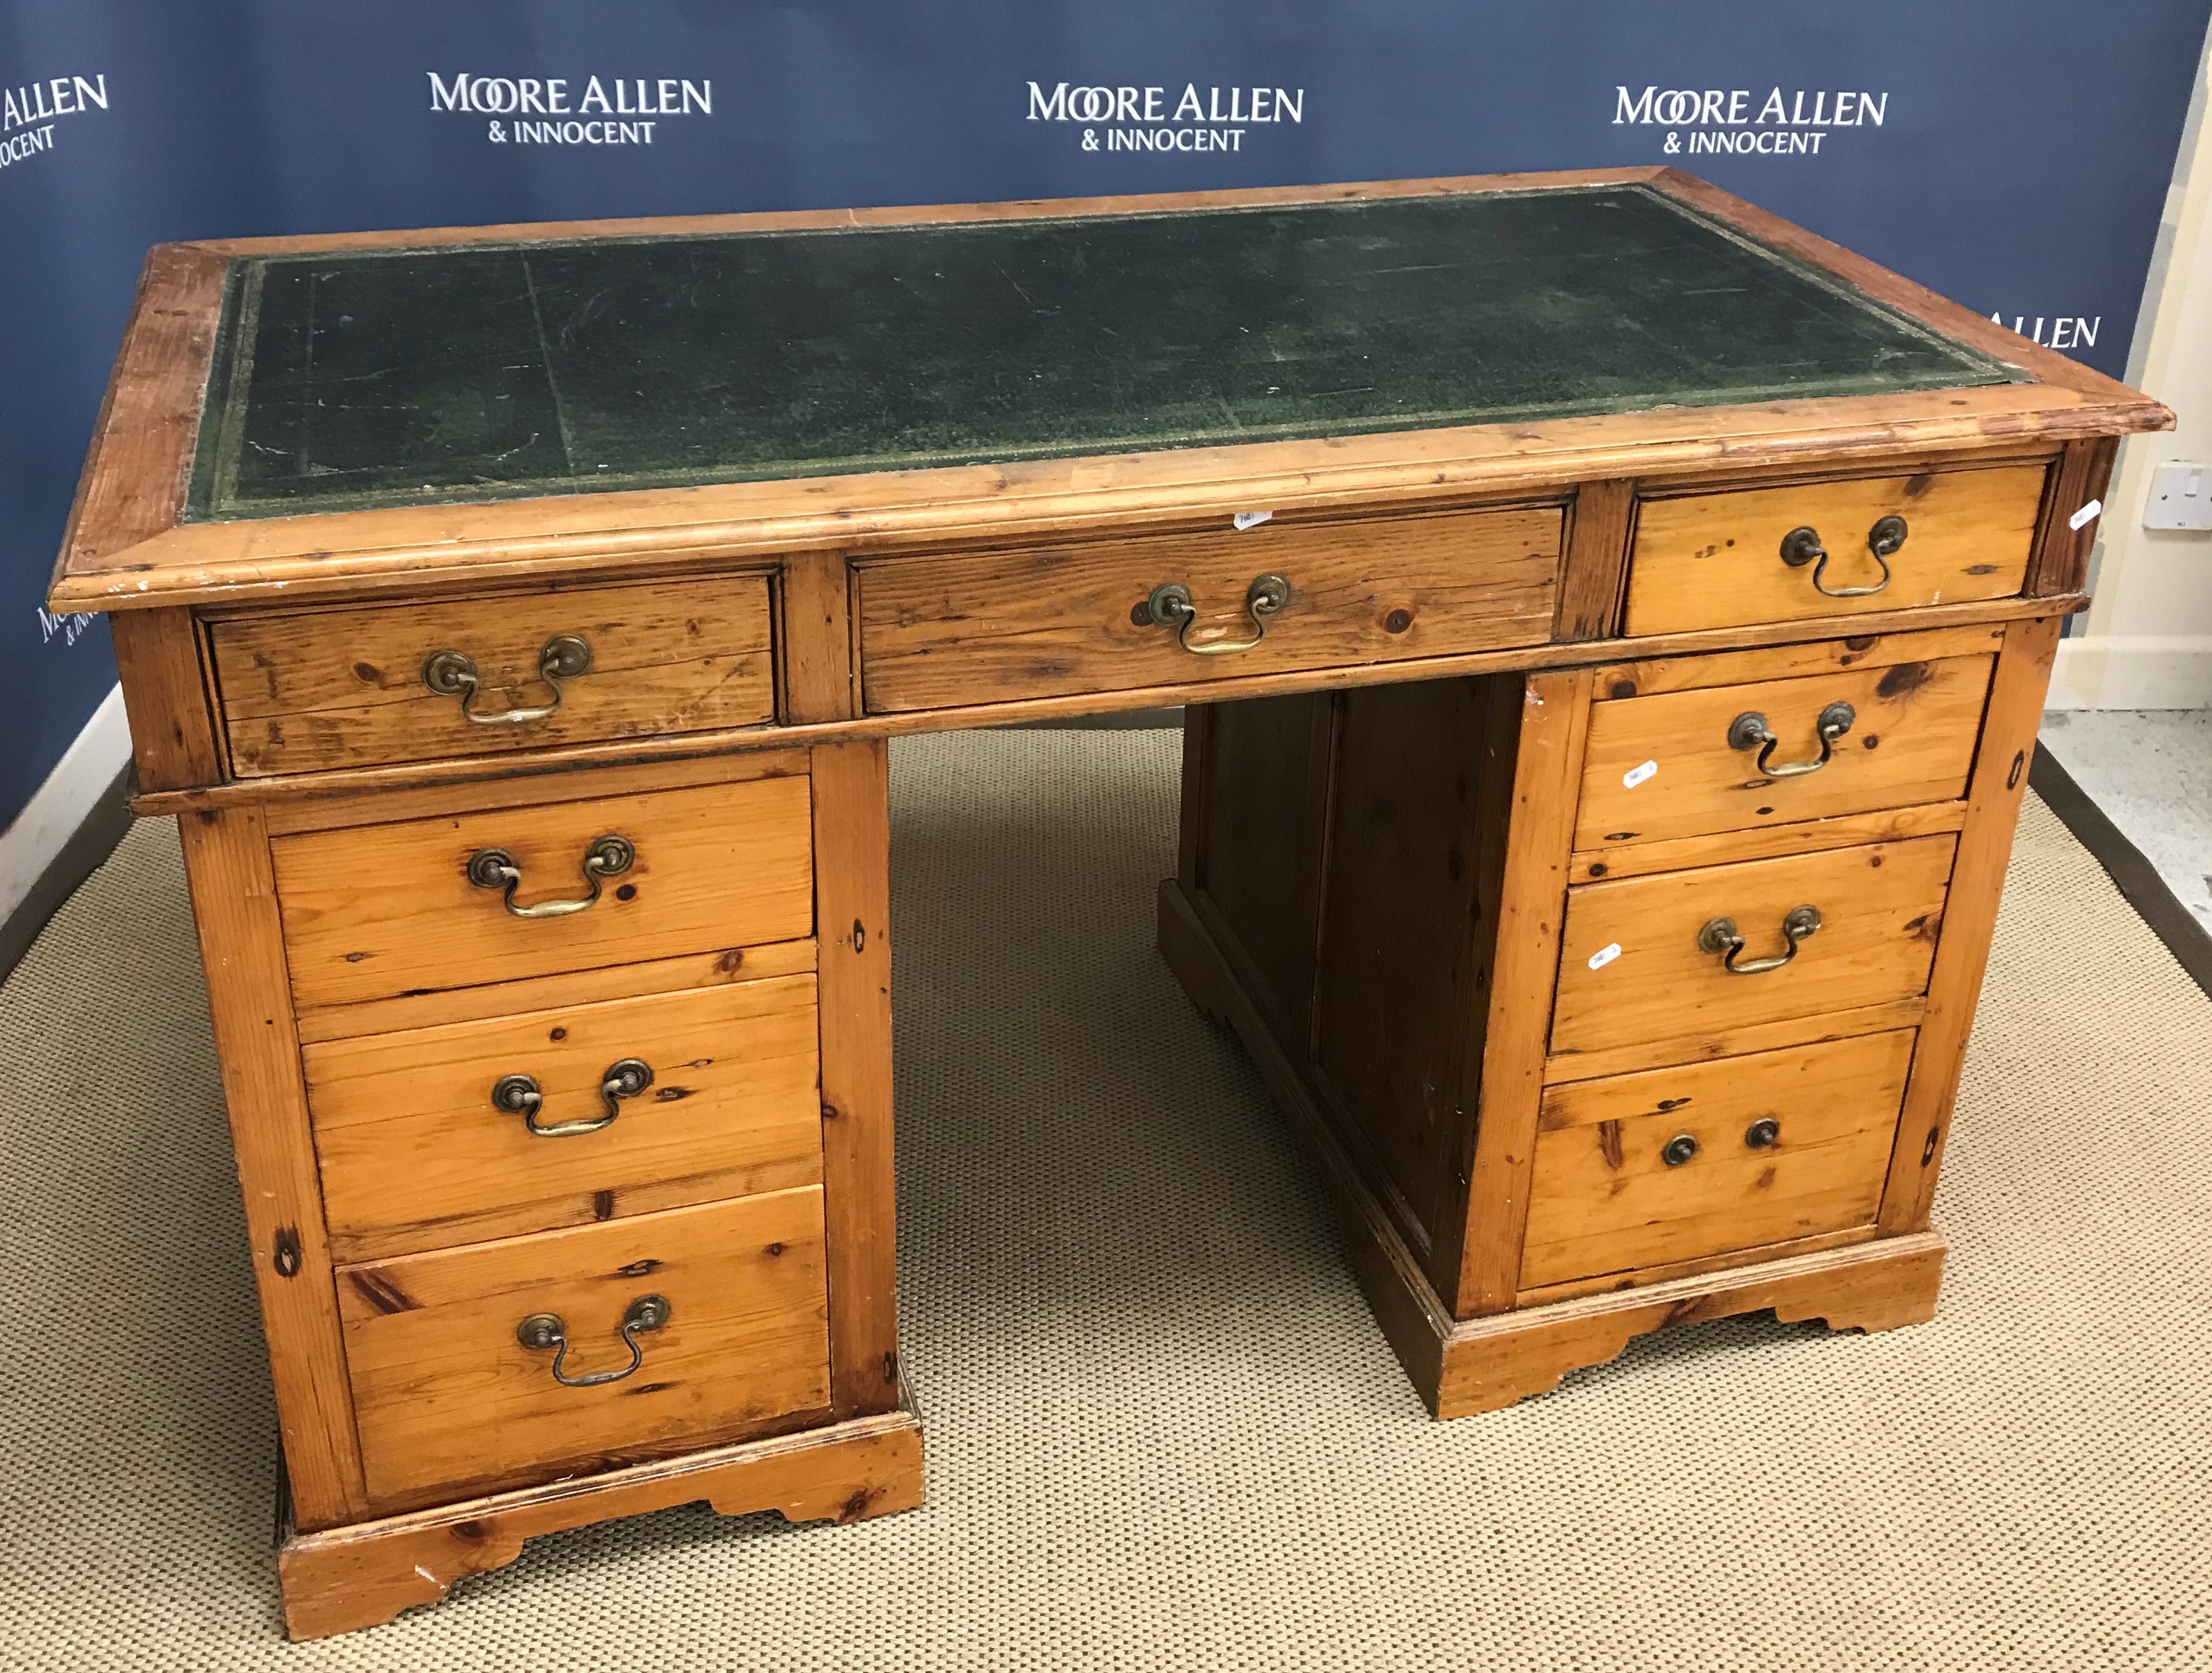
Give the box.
[855,506,1564,712]
[209,573,777,778]
[271,771,815,1012]
[337,1189,830,1506]
[1550,835,1955,1059]
[305,973,825,1260]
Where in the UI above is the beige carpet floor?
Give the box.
[2,730,2209,1670]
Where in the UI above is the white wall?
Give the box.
[2053,17,2212,709]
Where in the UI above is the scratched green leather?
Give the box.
[185,185,2018,521]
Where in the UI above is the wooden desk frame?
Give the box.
[49,168,2166,1638]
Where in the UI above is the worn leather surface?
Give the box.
[187,185,2017,521]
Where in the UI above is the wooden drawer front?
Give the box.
[274,773,814,1012]
[856,507,1564,712]
[1520,1030,1913,1291]
[211,574,776,777]
[307,974,824,1260]
[1551,836,1955,1058]
[1575,651,1993,850]
[1623,465,2045,637]
[340,1188,830,1505]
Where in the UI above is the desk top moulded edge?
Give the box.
[49,169,2172,616]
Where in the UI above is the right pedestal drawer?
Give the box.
[1521,1029,1916,1293]
[1575,650,1995,849]
[1550,834,1956,1060]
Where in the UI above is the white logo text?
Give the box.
[1027,81,1305,154]
[1993,311,2100,351]
[1613,84,1887,158]
[428,74,712,146]
[1,73,108,173]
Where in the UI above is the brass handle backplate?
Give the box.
[1697,905,1823,975]
[1727,701,1857,777]
[467,835,634,918]
[1145,573,1291,655]
[1779,516,1906,598]
[492,1057,655,1138]
[517,1294,670,1388]
[424,634,592,725]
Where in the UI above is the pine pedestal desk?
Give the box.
[48,170,2166,1638]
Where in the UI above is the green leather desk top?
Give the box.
[185,184,2019,523]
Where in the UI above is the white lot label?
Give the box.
[2068,498,2102,531]
[1587,941,1623,971]
[1232,510,1273,531]
[1622,759,1658,789]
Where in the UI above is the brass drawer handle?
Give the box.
[1727,700,1856,777]
[467,835,634,918]
[517,1294,670,1388]
[1661,1134,1700,1167]
[423,634,592,725]
[1145,573,1291,655]
[1779,515,1907,598]
[1697,905,1822,975]
[1745,1118,1782,1149]
[492,1057,655,1138]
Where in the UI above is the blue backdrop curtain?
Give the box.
[3,0,2205,830]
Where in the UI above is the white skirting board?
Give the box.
[0,684,131,931]
[2047,635,2212,711]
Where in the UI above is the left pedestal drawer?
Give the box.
[305,973,825,1260]
[271,771,816,1011]
[335,1188,832,1508]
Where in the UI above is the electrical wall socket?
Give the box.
[2144,460,2212,530]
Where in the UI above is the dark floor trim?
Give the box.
[2030,746,2212,998]
[0,760,137,990]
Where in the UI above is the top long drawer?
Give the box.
[855,506,1564,712]
[1623,464,2046,637]
[208,574,777,777]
